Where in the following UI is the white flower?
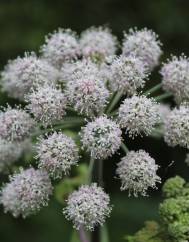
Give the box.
[164,105,189,148]
[1,53,59,100]
[0,106,35,142]
[122,28,162,70]
[110,55,148,94]
[80,26,117,62]
[65,63,110,116]
[0,139,22,172]
[25,84,67,126]
[40,28,80,68]
[116,150,161,196]
[81,116,122,159]
[0,168,53,218]
[36,132,79,179]
[161,55,189,103]
[63,183,112,231]
[118,95,160,137]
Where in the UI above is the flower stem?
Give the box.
[121,142,129,154]
[106,90,123,114]
[88,158,95,184]
[98,159,103,187]
[154,92,172,101]
[143,83,162,96]
[78,227,89,242]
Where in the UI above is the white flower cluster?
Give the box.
[1,53,59,100]
[161,55,189,103]
[81,116,122,159]
[3,25,189,233]
[110,55,148,95]
[164,105,189,148]
[36,132,79,179]
[0,139,22,172]
[122,28,162,70]
[63,183,112,231]
[80,26,117,62]
[40,28,80,68]
[0,106,35,142]
[118,95,160,137]
[65,61,110,116]
[0,168,52,218]
[25,84,67,126]
[116,150,161,196]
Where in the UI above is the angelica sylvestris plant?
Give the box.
[0,25,188,242]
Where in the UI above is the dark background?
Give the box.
[0,0,189,241]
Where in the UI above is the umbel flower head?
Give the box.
[25,84,67,126]
[0,139,22,172]
[110,55,148,95]
[40,28,80,68]
[164,105,189,148]
[161,55,189,103]
[118,95,160,137]
[80,26,117,62]
[116,150,161,196]
[1,53,59,100]
[81,116,122,159]
[65,65,110,116]
[0,168,53,218]
[61,58,99,84]
[122,28,162,70]
[63,183,112,231]
[36,132,79,179]
[0,106,35,142]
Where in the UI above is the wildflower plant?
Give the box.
[0,26,188,242]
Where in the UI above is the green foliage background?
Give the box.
[0,1,189,241]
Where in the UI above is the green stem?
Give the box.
[154,92,172,101]
[32,120,84,138]
[143,83,162,96]
[88,158,95,184]
[121,142,129,154]
[106,90,123,114]
[98,160,103,187]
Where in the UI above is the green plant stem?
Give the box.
[32,119,84,138]
[88,158,95,184]
[78,227,89,242]
[106,90,123,114]
[121,142,129,154]
[154,92,172,101]
[98,159,103,187]
[143,83,162,96]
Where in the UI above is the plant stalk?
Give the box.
[143,83,162,96]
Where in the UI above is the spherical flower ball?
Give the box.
[0,168,53,218]
[0,106,35,142]
[122,28,162,70]
[164,105,189,148]
[161,55,189,103]
[80,116,122,159]
[1,53,59,100]
[40,28,80,68]
[80,26,118,62]
[65,67,110,116]
[116,150,161,196]
[110,55,149,95]
[36,132,79,179]
[60,58,99,84]
[25,84,67,126]
[118,95,160,138]
[63,183,112,231]
[0,139,22,172]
